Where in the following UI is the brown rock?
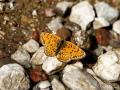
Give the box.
[29,68,48,83]
[95,29,111,46]
[21,15,32,25]
[27,30,39,41]
[56,27,72,40]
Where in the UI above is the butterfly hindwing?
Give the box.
[40,32,62,56]
[57,41,86,62]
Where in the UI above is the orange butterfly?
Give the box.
[40,32,86,62]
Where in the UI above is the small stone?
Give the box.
[33,80,51,90]
[29,68,48,83]
[73,30,90,49]
[93,17,110,29]
[0,2,5,11]
[56,27,72,40]
[21,15,32,25]
[93,50,120,82]
[94,1,119,23]
[56,1,73,14]
[11,46,31,67]
[62,66,100,90]
[31,47,48,65]
[0,63,30,90]
[95,29,111,46]
[32,9,37,16]
[69,1,95,30]
[51,78,66,90]
[27,30,39,41]
[23,39,39,53]
[42,56,64,75]
[47,17,63,34]
[45,8,55,17]
[113,20,120,34]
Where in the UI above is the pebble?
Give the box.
[56,27,72,40]
[42,56,64,75]
[47,17,63,34]
[45,8,55,17]
[56,1,73,14]
[69,1,95,30]
[0,63,30,90]
[33,80,51,90]
[62,66,100,90]
[94,1,119,23]
[32,9,37,16]
[51,78,66,90]
[23,39,39,53]
[29,68,48,83]
[93,17,110,29]
[0,2,4,11]
[93,50,120,82]
[31,47,48,65]
[113,20,120,34]
[73,30,90,49]
[95,29,111,46]
[11,46,31,68]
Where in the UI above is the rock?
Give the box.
[0,63,30,90]
[73,30,90,49]
[23,39,39,53]
[93,17,110,29]
[56,1,73,14]
[94,2,119,23]
[45,8,55,17]
[56,27,72,40]
[69,1,95,30]
[62,66,100,90]
[113,20,120,34]
[29,68,48,83]
[87,69,114,90]
[93,50,120,82]
[0,2,5,11]
[95,29,111,46]
[47,17,63,34]
[32,9,37,16]
[42,56,64,75]
[51,78,66,90]
[63,62,83,73]
[33,80,51,90]
[11,46,31,68]
[31,47,48,65]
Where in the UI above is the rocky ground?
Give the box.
[0,0,120,90]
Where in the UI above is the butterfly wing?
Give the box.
[40,32,62,56]
[57,41,86,62]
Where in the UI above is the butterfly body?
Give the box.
[40,32,86,62]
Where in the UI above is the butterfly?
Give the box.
[40,32,86,62]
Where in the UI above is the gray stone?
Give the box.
[0,63,30,90]
[69,1,95,30]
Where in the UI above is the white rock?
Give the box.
[33,80,51,90]
[63,62,83,73]
[11,46,31,67]
[56,1,73,14]
[51,78,66,90]
[42,56,64,75]
[73,30,90,49]
[47,17,63,34]
[94,2,119,23]
[113,20,120,34]
[69,1,95,30]
[0,63,30,90]
[31,47,48,65]
[93,50,120,82]
[93,17,110,29]
[0,3,5,11]
[32,9,37,16]
[23,39,39,53]
[62,67,100,90]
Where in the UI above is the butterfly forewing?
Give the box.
[57,41,86,62]
[40,32,62,56]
